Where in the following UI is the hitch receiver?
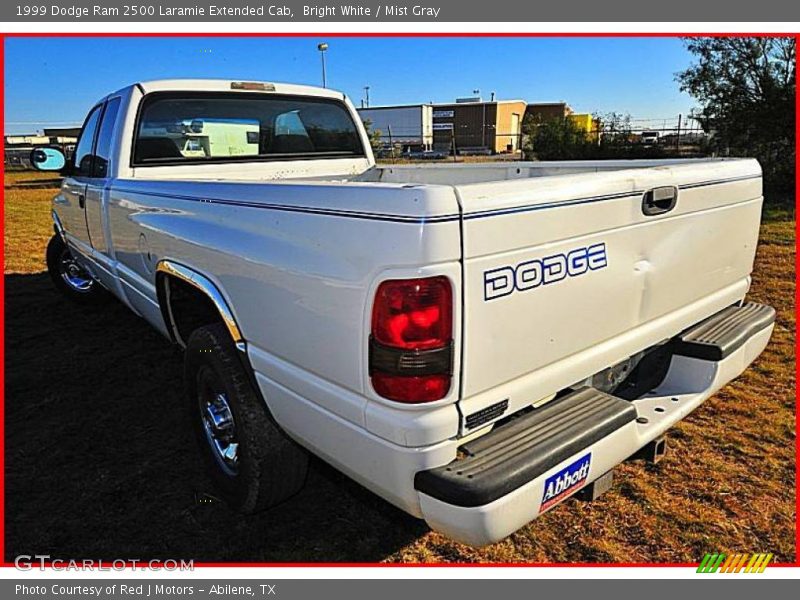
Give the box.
[633,436,667,464]
[576,469,614,502]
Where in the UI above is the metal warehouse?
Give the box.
[357,104,434,152]
[432,97,527,154]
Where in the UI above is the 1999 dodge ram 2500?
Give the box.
[34,79,775,546]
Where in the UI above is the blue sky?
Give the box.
[4,36,697,134]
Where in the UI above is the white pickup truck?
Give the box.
[34,79,775,547]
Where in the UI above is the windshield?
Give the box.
[133,92,365,165]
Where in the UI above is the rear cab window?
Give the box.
[132,92,365,165]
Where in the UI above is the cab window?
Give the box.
[93,97,122,178]
[73,105,102,177]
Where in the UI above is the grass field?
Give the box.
[3,173,796,563]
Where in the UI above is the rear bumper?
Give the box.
[416,303,775,546]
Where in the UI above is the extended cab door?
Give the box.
[58,103,102,250]
[80,97,123,291]
[84,98,121,256]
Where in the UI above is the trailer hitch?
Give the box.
[632,435,667,464]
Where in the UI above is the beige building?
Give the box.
[432,99,527,154]
[524,102,574,123]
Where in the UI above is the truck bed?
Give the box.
[364,158,721,185]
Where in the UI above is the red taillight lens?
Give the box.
[372,277,452,350]
[371,373,451,403]
[370,276,453,404]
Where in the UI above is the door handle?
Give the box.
[642,186,677,216]
[78,194,85,209]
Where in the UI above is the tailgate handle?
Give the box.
[642,186,677,216]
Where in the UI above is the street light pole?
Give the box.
[364,85,370,108]
[317,42,329,88]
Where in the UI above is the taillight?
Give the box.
[369,277,453,403]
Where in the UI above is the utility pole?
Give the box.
[676,113,682,152]
[482,103,486,150]
[317,42,328,88]
[364,86,370,108]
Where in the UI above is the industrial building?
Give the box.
[358,97,527,155]
[524,102,574,123]
[357,104,434,152]
[524,103,600,140]
[358,97,602,156]
[432,98,527,154]
[43,127,81,143]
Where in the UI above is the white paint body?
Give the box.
[52,80,771,546]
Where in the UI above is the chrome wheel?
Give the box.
[58,248,94,293]
[198,368,239,476]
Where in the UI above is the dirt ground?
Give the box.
[3,172,796,563]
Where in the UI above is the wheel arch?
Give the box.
[155,260,244,350]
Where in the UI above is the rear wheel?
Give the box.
[45,234,109,304]
[184,323,309,512]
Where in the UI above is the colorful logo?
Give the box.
[540,453,591,512]
[697,553,773,573]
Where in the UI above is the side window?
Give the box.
[73,105,102,177]
[93,98,121,178]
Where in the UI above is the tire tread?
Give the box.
[185,323,308,513]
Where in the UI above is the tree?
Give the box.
[361,118,384,154]
[521,114,595,160]
[522,111,667,160]
[677,37,795,192]
[597,112,634,147]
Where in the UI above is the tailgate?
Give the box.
[456,159,762,431]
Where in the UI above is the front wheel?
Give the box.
[45,234,109,304]
[184,323,309,513]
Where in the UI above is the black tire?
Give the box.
[46,234,109,305]
[185,322,309,513]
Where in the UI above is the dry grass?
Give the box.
[3,172,795,564]
[4,186,58,273]
[3,170,61,185]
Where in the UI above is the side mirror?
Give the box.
[30,147,66,171]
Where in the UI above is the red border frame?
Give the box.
[0,30,797,570]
